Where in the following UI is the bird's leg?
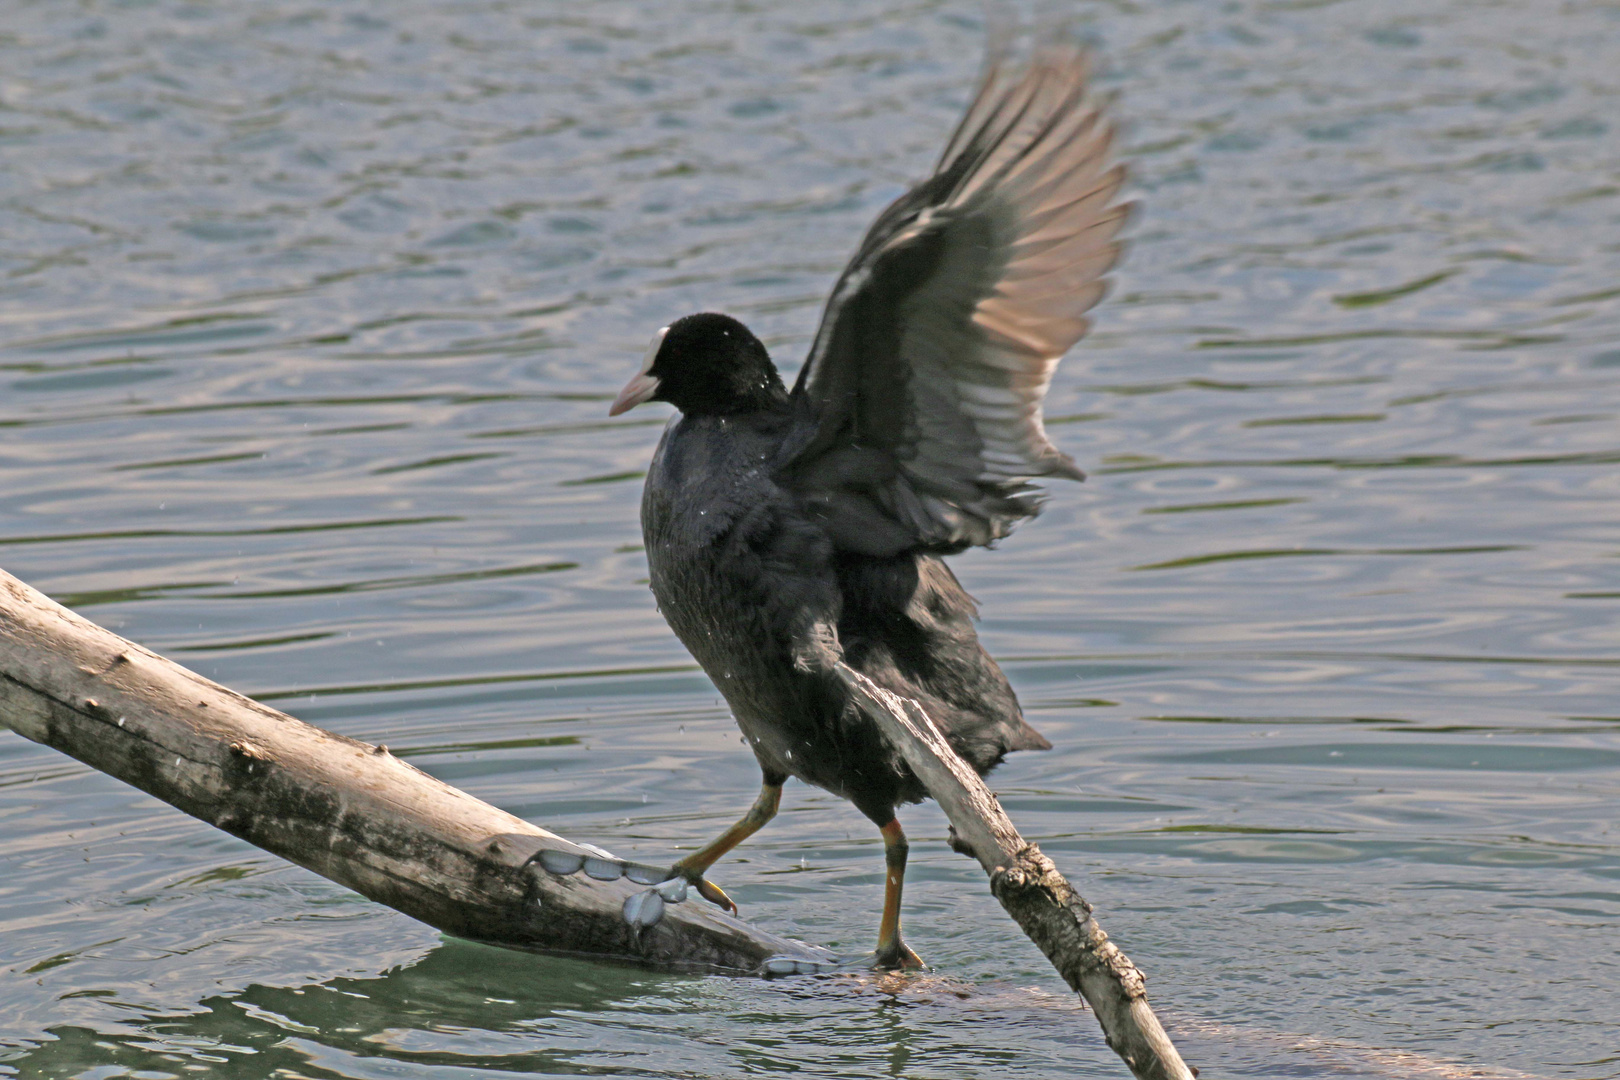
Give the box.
[871,818,925,970]
[667,779,782,914]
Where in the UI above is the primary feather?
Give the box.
[780,44,1129,556]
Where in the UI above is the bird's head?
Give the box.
[609,312,786,418]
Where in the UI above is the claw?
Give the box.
[669,859,738,914]
[661,781,781,917]
[693,876,738,914]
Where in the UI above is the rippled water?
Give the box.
[3,2,1618,1077]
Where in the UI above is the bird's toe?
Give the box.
[869,937,926,972]
[669,860,739,914]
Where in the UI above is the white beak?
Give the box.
[609,373,660,416]
[609,326,668,417]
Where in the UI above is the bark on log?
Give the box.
[835,665,1198,1080]
[0,567,830,976]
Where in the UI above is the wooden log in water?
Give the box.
[835,666,1198,1080]
[0,567,830,977]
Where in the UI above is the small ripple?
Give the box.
[1141,497,1306,514]
[50,560,576,608]
[559,469,645,487]
[1197,328,1563,349]
[254,662,699,702]
[371,451,506,475]
[1129,544,1525,571]
[1333,270,1459,308]
[1097,451,1620,474]
[1038,411,1112,426]
[113,450,266,472]
[1006,648,1620,672]
[472,417,665,439]
[225,561,577,600]
[392,733,581,758]
[1532,413,1614,426]
[3,313,275,354]
[8,366,174,394]
[0,391,562,430]
[173,632,335,654]
[1088,374,1387,396]
[1149,741,1620,772]
[51,580,230,608]
[1142,715,1413,726]
[0,517,459,547]
[1241,413,1386,428]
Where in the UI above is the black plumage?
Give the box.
[610,45,1127,968]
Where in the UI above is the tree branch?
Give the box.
[834,665,1197,1080]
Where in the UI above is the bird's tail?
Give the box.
[1004,716,1053,753]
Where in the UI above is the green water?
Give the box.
[2,2,1617,1077]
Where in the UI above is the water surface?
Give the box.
[2,1,1618,1077]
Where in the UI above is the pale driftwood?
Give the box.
[835,666,1197,1080]
[0,567,830,976]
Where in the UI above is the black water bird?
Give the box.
[610,46,1128,969]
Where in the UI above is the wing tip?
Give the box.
[1048,454,1087,482]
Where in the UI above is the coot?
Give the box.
[610,45,1127,969]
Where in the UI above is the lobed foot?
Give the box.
[869,936,926,972]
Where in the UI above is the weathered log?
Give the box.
[0,567,830,976]
[835,666,1197,1080]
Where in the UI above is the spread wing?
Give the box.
[778,45,1128,557]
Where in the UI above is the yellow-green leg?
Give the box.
[872,818,924,970]
[668,779,782,914]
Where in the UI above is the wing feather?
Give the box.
[781,45,1129,555]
